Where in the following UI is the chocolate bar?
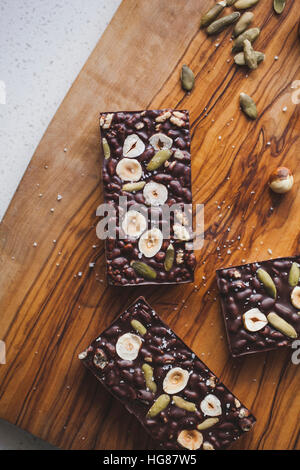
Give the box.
[79,297,256,450]
[216,256,300,357]
[100,110,196,286]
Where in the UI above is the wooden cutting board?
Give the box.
[0,0,299,450]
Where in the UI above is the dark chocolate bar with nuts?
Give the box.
[216,256,300,357]
[100,109,196,286]
[79,297,256,450]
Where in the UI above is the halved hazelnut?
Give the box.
[268,167,294,194]
[116,333,142,361]
[200,394,222,417]
[163,367,189,394]
[291,286,300,309]
[177,429,203,450]
[123,134,145,158]
[243,308,268,332]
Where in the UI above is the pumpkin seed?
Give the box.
[102,138,110,159]
[257,268,277,298]
[267,312,298,339]
[181,65,195,92]
[234,0,259,9]
[243,39,258,69]
[200,1,226,28]
[131,261,157,280]
[288,263,300,287]
[234,51,265,66]
[232,27,260,52]
[147,394,170,417]
[164,244,175,272]
[122,181,146,192]
[273,0,286,14]
[240,93,258,120]
[207,12,241,35]
[233,11,254,37]
[142,364,157,393]
[197,417,219,430]
[131,319,147,336]
[173,396,197,412]
[146,149,172,171]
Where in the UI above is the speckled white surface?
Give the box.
[0,0,121,449]
[0,0,121,221]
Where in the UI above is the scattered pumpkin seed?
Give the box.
[232,27,260,52]
[288,263,300,287]
[147,149,172,171]
[233,11,254,36]
[257,268,277,298]
[234,51,265,66]
[267,312,298,339]
[240,93,258,120]
[122,181,146,192]
[173,396,197,412]
[200,1,226,28]
[273,0,286,14]
[197,418,219,430]
[131,261,157,280]
[102,138,110,159]
[243,39,258,69]
[164,244,175,272]
[131,319,147,336]
[142,363,157,393]
[207,12,241,35]
[234,0,259,9]
[147,394,170,417]
[181,65,195,92]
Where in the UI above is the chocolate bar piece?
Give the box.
[100,110,196,286]
[79,297,255,450]
[216,256,300,357]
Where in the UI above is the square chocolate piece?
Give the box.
[79,297,256,450]
[100,110,196,286]
[216,256,300,357]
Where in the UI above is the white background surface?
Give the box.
[0,0,121,449]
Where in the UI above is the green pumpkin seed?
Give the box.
[207,12,241,35]
[273,0,286,14]
[234,51,265,66]
[232,27,260,52]
[147,149,172,171]
[200,1,226,28]
[243,39,258,70]
[102,138,110,159]
[267,312,298,339]
[257,268,277,299]
[233,11,254,37]
[131,261,157,280]
[172,396,197,412]
[197,417,219,430]
[147,394,170,417]
[288,263,300,287]
[142,364,157,393]
[181,65,195,92]
[240,93,258,120]
[164,244,175,272]
[234,0,259,9]
[131,319,147,336]
[122,181,146,192]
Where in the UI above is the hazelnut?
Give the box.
[268,167,294,194]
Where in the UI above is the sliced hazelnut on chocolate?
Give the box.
[200,394,222,417]
[163,367,189,394]
[291,286,300,309]
[122,210,147,238]
[149,133,173,151]
[143,181,168,206]
[243,308,268,332]
[138,228,163,258]
[173,223,191,241]
[268,167,294,194]
[116,158,142,181]
[116,333,142,360]
[177,429,203,450]
[123,134,145,158]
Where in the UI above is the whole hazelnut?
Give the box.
[268,167,294,194]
